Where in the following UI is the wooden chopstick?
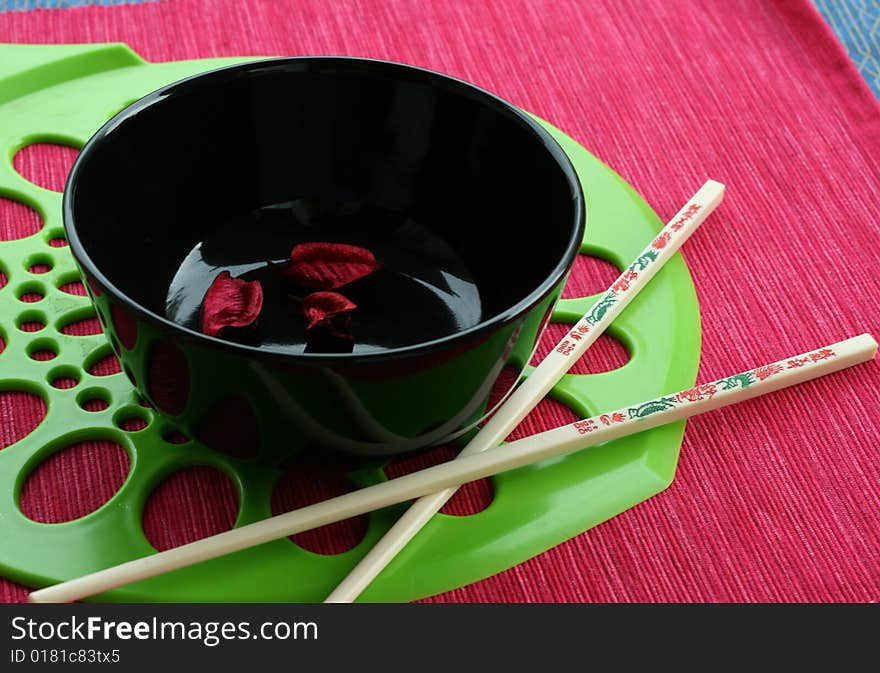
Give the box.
[29,333,877,603]
[29,180,722,603]
[324,179,725,601]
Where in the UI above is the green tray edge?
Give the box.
[0,43,701,602]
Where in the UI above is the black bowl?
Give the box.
[64,57,584,458]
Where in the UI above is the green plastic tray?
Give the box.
[0,43,701,602]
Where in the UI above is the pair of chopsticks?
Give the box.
[328,179,723,601]
[29,180,877,604]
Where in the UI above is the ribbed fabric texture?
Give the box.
[0,0,878,602]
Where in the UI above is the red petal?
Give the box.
[200,271,264,337]
[282,242,378,290]
[303,291,357,339]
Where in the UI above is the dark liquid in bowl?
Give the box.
[165,201,483,354]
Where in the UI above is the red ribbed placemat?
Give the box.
[1,0,879,603]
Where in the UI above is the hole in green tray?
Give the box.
[19,438,130,523]
[58,308,103,336]
[19,322,45,333]
[58,275,87,296]
[48,365,81,390]
[77,387,111,412]
[25,253,54,275]
[45,227,67,248]
[506,397,580,442]
[114,406,150,432]
[531,323,631,375]
[16,309,47,333]
[0,264,8,291]
[562,252,621,299]
[0,389,47,451]
[385,444,494,517]
[85,345,122,377]
[143,466,239,552]
[0,195,42,241]
[13,143,80,193]
[27,337,58,361]
[16,280,46,303]
[272,467,367,554]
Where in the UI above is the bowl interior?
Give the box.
[67,58,582,355]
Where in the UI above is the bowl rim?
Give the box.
[63,55,585,365]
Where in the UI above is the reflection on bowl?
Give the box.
[64,57,584,458]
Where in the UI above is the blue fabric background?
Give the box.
[0,0,153,9]
[816,0,880,96]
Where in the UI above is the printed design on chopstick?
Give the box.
[573,419,599,434]
[571,344,841,431]
[670,203,701,231]
[630,250,658,271]
[626,396,678,419]
[555,324,591,355]
[611,270,639,294]
[584,295,617,325]
[652,231,672,249]
[786,349,834,368]
[753,364,784,381]
[718,372,755,390]
[675,383,717,402]
[576,202,707,339]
